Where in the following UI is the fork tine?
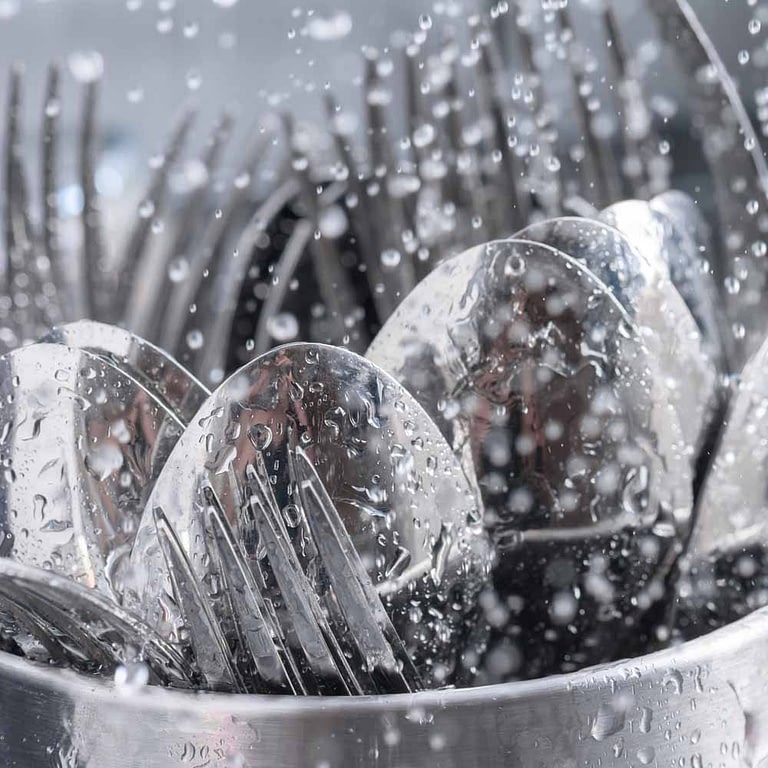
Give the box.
[5,71,39,281]
[322,91,394,321]
[2,582,123,670]
[401,42,455,273]
[0,591,74,666]
[548,10,605,208]
[114,107,196,320]
[4,66,55,340]
[41,64,73,321]
[202,484,304,694]
[245,456,363,695]
[283,112,368,351]
[152,505,245,692]
[187,176,299,379]
[252,218,314,356]
[564,6,625,206]
[4,65,23,292]
[79,79,105,321]
[438,42,492,243]
[288,444,421,693]
[362,53,418,305]
[501,13,563,217]
[603,2,669,198]
[477,27,530,230]
[127,112,234,340]
[160,126,280,366]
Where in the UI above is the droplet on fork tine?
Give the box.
[243,455,362,695]
[152,506,244,693]
[287,443,422,692]
[127,343,490,692]
[202,485,304,694]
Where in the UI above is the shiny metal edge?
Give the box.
[0,606,766,765]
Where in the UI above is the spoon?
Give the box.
[517,213,720,464]
[43,319,210,424]
[674,332,768,639]
[367,238,692,681]
[126,343,490,692]
[648,0,768,368]
[602,192,732,376]
[0,343,184,596]
[646,191,733,373]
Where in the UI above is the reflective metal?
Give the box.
[648,190,734,372]
[676,332,768,638]
[0,559,195,687]
[1,605,767,766]
[649,0,768,367]
[518,215,719,460]
[0,343,184,595]
[126,343,490,689]
[43,319,210,424]
[367,239,692,680]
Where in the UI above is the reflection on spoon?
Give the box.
[368,238,692,681]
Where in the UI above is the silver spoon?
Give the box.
[368,238,692,681]
[602,192,732,376]
[649,191,733,370]
[517,213,720,463]
[126,343,490,693]
[648,0,768,368]
[43,319,210,424]
[674,332,768,638]
[0,343,184,596]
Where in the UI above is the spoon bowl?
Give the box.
[0,343,184,595]
[368,238,693,680]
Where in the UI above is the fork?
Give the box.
[149,446,422,695]
[2,0,765,374]
[0,558,196,687]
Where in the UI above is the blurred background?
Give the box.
[0,0,764,378]
[0,0,763,197]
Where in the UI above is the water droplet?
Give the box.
[266,312,299,342]
[590,702,625,741]
[248,423,273,451]
[186,69,202,91]
[381,249,402,268]
[138,199,155,219]
[305,11,352,41]
[636,746,655,765]
[183,21,200,38]
[127,87,144,104]
[68,51,104,83]
[318,206,348,239]
[114,662,149,692]
[186,329,204,350]
[168,257,190,283]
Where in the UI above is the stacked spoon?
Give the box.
[0,179,762,693]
